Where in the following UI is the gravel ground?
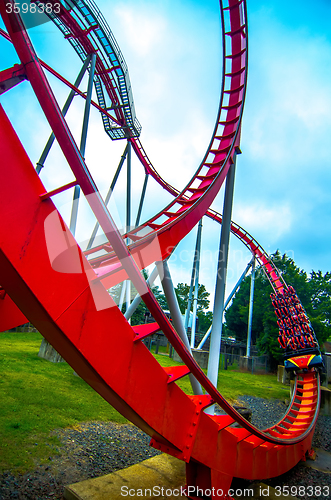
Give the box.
[238,396,331,500]
[0,423,161,500]
[0,398,330,500]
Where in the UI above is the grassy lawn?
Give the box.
[0,331,288,473]
[153,353,289,401]
[0,331,126,473]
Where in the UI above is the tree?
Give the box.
[109,270,167,325]
[175,283,210,314]
[224,269,270,347]
[307,271,331,342]
[197,310,213,334]
[224,251,331,365]
[109,275,213,333]
[174,282,212,333]
[129,283,167,325]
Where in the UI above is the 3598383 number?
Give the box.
[5,2,61,15]
[275,485,330,497]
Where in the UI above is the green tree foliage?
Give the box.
[308,271,331,342]
[225,251,331,365]
[130,284,167,325]
[108,270,167,325]
[174,283,210,314]
[197,310,213,334]
[110,277,213,333]
[175,282,212,333]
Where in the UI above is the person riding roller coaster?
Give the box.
[270,286,324,371]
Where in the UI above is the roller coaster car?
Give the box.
[284,349,324,372]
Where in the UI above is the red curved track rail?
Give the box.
[0,0,321,497]
[129,138,286,293]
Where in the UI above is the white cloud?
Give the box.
[243,17,331,166]
[234,202,293,244]
[113,6,167,57]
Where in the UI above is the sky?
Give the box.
[1,0,331,308]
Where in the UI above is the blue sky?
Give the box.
[1,0,331,305]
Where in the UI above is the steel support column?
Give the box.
[184,272,194,333]
[36,55,92,174]
[190,219,203,348]
[118,281,126,312]
[197,256,254,349]
[184,220,202,334]
[124,265,159,320]
[80,53,97,158]
[206,148,240,407]
[126,140,132,236]
[0,7,151,304]
[135,173,148,228]
[246,257,256,357]
[86,143,129,250]
[69,53,97,236]
[125,141,132,320]
[156,260,202,396]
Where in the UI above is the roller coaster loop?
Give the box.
[0,0,323,497]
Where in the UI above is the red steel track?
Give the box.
[0,0,321,497]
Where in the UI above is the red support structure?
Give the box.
[0,63,26,94]
[0,0,322,495]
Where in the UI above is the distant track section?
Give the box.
[37,0,141,139]
[0,1,323,497]
[84,0,248,289]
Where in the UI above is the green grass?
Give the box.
[153,353,289,402]
[0,331,126,473]
[0,331,288,474]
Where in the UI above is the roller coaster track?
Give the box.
[0,0,321,497]
[0,2,283,293]
[129,138,285,292]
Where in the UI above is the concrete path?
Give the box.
[64,454,186,500]
[64,454,300,500]
[304,448,331,474]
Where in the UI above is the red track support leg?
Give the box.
[185,461,234,499]
[211,469,234,499]
[307,448,317,461]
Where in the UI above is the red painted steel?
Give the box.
[0,63,26,93]
[0,21,280,296]
[82,0,249,293]
[0,27,123,126]
[0,13,295,297]
[0,0,322,497]
[0,292,27,331]
[0,100,318,449]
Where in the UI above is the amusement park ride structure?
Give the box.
[0,0,325,498]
